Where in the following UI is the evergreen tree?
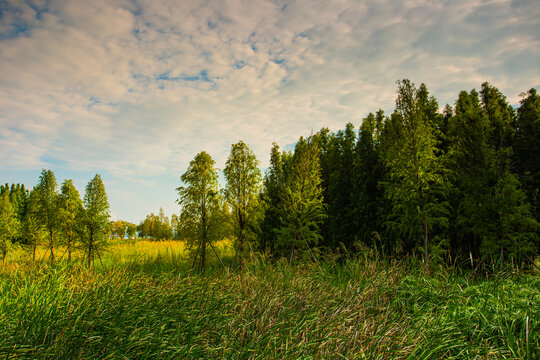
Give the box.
[514,88,540,221]
[277,136,326,262]
[326,123,356,250]
[352,111,386,250]
[36,169,60,263]
[383,80,448,271]
[224,141,262,268]
[81,174,110,268]
[260,143,286,254]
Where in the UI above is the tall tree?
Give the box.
[277,136,326,262]
[260,143,287,253]
[352,111,386,250]
[58,180,83,262]
[0,192,19,264]
[177,151,223,273]
[22,188,44,262]
[81,174,110,268]
[224,141,262,269]
[384,80,448,272]
[325,123,357,250]
[514,88,540,222]
[36,169,60,263]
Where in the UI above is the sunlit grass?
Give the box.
[0,241,537,359]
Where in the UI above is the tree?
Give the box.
[58,179,83,262]
[514,88,540,222]
[224,141,262,268]
[277,136,326,262]
[126,222,138,239]
[352,111,386,250]
[81,174,110,268]
[0,192,19,264]
[22,188,45,262]
[383,80,448,272]
[36,169,60,263]
[260,143,288,254]
[110,220,128,239]
[177,151,224,273]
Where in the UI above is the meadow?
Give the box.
[0,240,538,359]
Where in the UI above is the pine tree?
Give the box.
[277,136,326,262]
[514,88,540,222]
[352,111,386,250]
[260,143,286,254]
[383,80,448,272]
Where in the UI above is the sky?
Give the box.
[1,0,539,223]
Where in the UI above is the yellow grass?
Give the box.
[5,238,235,267]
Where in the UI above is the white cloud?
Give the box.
[1,0,539,221]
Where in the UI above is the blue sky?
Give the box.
[1,0,539,223]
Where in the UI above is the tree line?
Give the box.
[177,80,539,273]
[1,80,538,272]
[0,172,110,266]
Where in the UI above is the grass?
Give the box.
[0,241,538,359]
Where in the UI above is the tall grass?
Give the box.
[0,244,537,359]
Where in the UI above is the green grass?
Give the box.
[0,246,538,359]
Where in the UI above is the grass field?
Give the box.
[0,240,538,359]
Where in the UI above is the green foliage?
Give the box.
[137,208,173,240]
[22,188,45,262]
[260,143,287,253]
[81,174,110,268]
[36,169,60,263]
[277,136,326,260]
[383,80,448,270]
[514,88,540,222]
[58,179,83,262]
[0,192,19,263]
[177,151,225,273]
[224,140,262,267]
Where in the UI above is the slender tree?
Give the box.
[177,151,223,273]
[22,188,45,262]
[0,192,19,264]
[81,174,110,268]
[58,179,83,262]
[36,169,60,263]
[224,141,262,269]
[260,143,287,254]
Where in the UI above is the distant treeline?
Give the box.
[1,80,539,272]
[0,172,109,267]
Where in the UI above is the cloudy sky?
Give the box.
[1,0,539,223]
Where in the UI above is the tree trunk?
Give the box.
[2,251,6,265]
[50,230,55,264]
[420,204,430,274]
[201,238,206,274]
[88,231,93,268]
[33,242,37,262]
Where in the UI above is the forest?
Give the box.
[0,80,539,358]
